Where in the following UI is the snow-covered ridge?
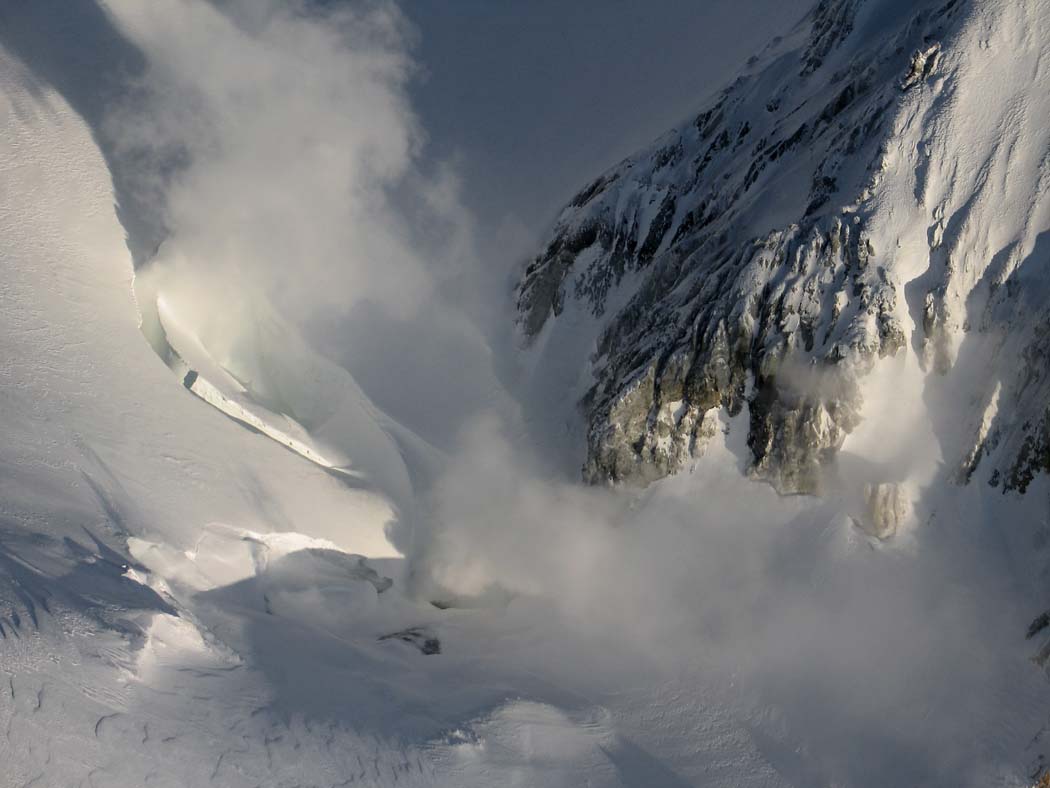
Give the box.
[518,0,1050,498]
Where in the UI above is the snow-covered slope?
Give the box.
[7,1,1050,786]
[0,39,421,784]
[0,10,789,788]
[519,0,1050,503]
[0,40,639,788]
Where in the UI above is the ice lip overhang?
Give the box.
[130,258,422,559]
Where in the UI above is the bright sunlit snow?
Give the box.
[3,1,1050,787]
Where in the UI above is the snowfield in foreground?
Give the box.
[4,1,1050,786]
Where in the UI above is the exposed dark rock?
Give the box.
[517,0,967,494]
[378,627,441,656]
[1027,610,1050,641]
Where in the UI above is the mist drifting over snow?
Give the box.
[120,0,447,319]
[5,0,1050,785]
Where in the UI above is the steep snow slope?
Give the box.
[7,1,1050,786]
[518,0,1050,504]
[0,49,546,788]
[0,56,406,566]
[0,42,427,786]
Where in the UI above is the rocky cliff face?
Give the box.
[517,0,1050,496]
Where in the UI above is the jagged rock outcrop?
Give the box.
[519,0,1050,498]
[518,0,961,493]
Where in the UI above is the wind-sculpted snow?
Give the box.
[518,0,1050,499]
